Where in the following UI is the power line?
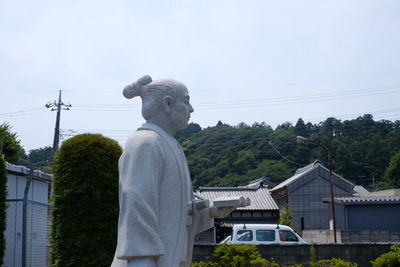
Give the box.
[67,83,400,112]
[61,71,398,94]
[268,141,305,167]
[2,83,400,115]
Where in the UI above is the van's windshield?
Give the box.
[236,230,253,241]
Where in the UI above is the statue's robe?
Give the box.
[111,123,213,267]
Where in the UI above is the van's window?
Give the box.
[256,230,275,241]
[236,230,253,241]
[279,230,298,242]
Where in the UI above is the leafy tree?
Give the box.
[294,118,307,137]
[0,122,24,164]
[319,117,342,138]
[276,122,293,130]
[384,150,400,189]
[234,150,256,175]
[0,155,7,265]
[18,146,53,171]
[279,203,293,228]
[371,244,400,267]
[177,115,400,189]
[175,122,202,142]
[246,160,294,184]
[50,134,122,267]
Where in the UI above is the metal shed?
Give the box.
[4,162,52,267]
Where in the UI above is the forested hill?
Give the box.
[175,115,400,190]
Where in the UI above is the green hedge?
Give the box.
[371,244,400,267]
[50,134,122,267]
[191,244,281,267]
[0,156,7,265]
[192,244,358,267]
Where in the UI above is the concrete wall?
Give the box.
[193,243,394,267]
[302,230,341,244]
[302,229,400,243]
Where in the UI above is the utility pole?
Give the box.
[46,90,71,158]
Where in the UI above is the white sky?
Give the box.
[1,0,400,152]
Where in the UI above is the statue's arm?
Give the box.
[116,135,166,262]
[194,207,215,234]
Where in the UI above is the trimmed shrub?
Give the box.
[371,244,400,267]
[311,258,357,267]
[191,244,279,267]
[50,134,122,267]
[0,156,7,265]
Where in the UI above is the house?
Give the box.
[270,160,354,231]
[194,177,279,243]
[4,162,52,267]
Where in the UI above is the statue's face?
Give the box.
[169,85,194,131]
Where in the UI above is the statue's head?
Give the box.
[123,75,194,132]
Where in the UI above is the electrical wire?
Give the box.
[268,141,306,167]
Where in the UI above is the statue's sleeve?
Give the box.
[116,134,166,261]
[194,207,214,234]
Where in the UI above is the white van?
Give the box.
[227,224,307,245]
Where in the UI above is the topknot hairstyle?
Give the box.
[123,75,186,120]
[123,75,153,99]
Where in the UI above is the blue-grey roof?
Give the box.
[333,196,400,204]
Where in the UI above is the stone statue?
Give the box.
[111,75,249,267]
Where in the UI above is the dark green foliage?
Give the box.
[50,134,122,267]
[310,244,317,264]
[18,146,53,172]
[175,122,202,143]
[310,258,357,267]
[191,244,279,267]
[384,151,400,189]
[279,203,293,228]
[178,115,400,188]
[0,122,24,164]
[371,244,400,267]
[0,156,7,265]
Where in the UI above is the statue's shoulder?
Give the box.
[124,129,163,153]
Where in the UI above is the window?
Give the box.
[279,230,298,242]
[236,230,253,241]
[256,230,275,241]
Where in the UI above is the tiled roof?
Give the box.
[361,189,400,197]
[242,176,276,189]
[194,187,278,211]
[271,160,353,192]
[332,196,400,204]
[353,185,369,196]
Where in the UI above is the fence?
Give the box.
[4,165,52,267]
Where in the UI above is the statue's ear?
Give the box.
[162,96,173,114]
